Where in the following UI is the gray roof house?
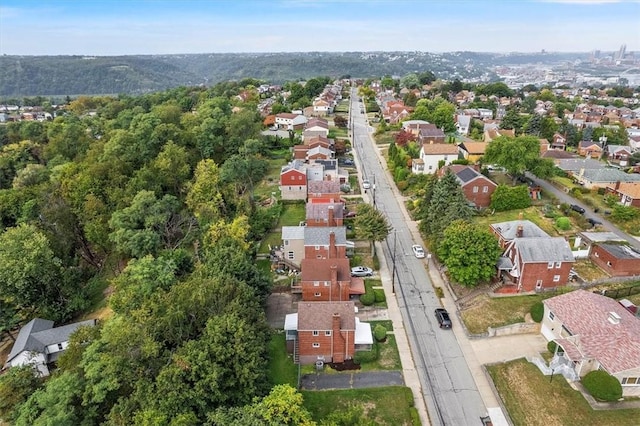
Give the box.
[574,168,640,189]
[5,318,97,376]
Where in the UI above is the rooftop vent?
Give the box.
[608,311,621,325]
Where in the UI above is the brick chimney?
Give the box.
[332,313,345,363]
[516,225,524,238]
[329,231,337,258]
[328,205,335,226]
[330,264,338,288]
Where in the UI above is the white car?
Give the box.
[362,179,371,190]
[351,266,373,277]
[412,245,426,258]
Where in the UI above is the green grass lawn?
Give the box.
[277,202,306,227]
[365,279,387,308]
[461,294,546,334]
[473,206,559,237]
[487,358,640,426]
[302,386,419,426]
[267,332,298,387]
[258,231,283,254]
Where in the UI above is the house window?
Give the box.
[595,252,599,258]
[314,292,321,297]
[312,330,319,336]
[428,165,433,170]
[555,262,561,268]
[553,275,561,282]
[622,377,639,385]
[536,280,543,289]
[313,281,320,287]
[607,261,612,267]
[472,186,478,193]
[287,251,294,260]
[325,331,332,336]
[57,343,64,351]
[548,311,555,321]
[284,240,289,246]
[483,186,489,193]
[324,281,330,286]
[443,156,448,161]
[312,343,320,348]
[547,262,554,269]
[315,245,320,250]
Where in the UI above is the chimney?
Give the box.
[332,313,341,333]
[330,264,338,287]
[328,205,335,226]
[615,181,621,191]
[518,212,524,220]
[516,225,524,238]
[329,231,337,258]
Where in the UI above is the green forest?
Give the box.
[0,80,324,424]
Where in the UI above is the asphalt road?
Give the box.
[300,370,404,390]
[350,91,486,425]
[525,172,640,251]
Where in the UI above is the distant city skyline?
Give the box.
[0,0,638,56]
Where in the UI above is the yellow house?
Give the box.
[458,141,488,163]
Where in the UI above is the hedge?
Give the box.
[360,292,375,306]
[353,342,379,364]
[583,370,623,402]
[373,324,387,342]
[530,302,544,323]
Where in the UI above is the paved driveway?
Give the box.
[300,370,404,390]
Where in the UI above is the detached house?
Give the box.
[501,237,575,292]
[490,220,548,248]
[589,242,640,277]
[5,318,97,376]
[457,141,488,164]
[441,165,497,208]
[541,290,640,396]
[606,181,640,207]
[578,140,603,159]
[284,301,373,365]
[412,143,459,174]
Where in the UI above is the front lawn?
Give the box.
[461,294,546,335]
[302,386,419,425]
[276,202,306,227]
[487,358,640,426]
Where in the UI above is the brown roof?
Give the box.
[306,202,344,220]
[460,142,488,154]
[297,301,356,331]
[609,181,640,199]
[307,180,341,194]
[544,290,640,374]
[306,118,329,129]
[420,144,459,155]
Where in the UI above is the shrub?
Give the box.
[373,324,387,342]
[396,180,408,192]
[547,341,558,354]
[583,370,623,402]
[530,302,544,322]
[556,216,571,231]
[374,289,386,303]
[490,185,532,212]
[353,342,379,364]
[360,292,375,306]
[597,187,606,195]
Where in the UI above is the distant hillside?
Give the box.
[0,51,590,97]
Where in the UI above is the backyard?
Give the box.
[488,358,640,426]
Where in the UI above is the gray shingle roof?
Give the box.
[556,158,604,172]
[304,227,347,245]
[580,168,640,183]
[514,237,574,263]
[7,318,96,364]
[491,220,548,240]
[281,226,306,240]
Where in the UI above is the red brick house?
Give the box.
[590,243,640,277]
[303,228,348,260]
[605,181,640,207]
[500,237,575,292]
[284,301,373,364]
[307,181,342,202]
[306,202,344,227]
[299,258,365,301]
[279,160,307,200]
[578,140,603,158]
[490,219,549,249]
[441,165,497,208]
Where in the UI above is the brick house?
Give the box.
[307,180,342,202]
[441,165,497,208]
[589,242,640,277]
[306,202,344,227]
[284,301,373,365]
[500,237,575,292]
[299,257,365,301]
[279,160,307,200]
[605,181,640,207]
[541,290,640,396]
[577,140,603,158]
[417,126,446,145]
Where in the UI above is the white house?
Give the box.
[541,290,640,396]
[412,143,459,174]
[5,318,97,376]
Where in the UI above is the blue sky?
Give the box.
[0,0,638,55]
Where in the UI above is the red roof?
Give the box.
[544,290,640,374]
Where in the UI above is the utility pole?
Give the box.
[391,230,397,294]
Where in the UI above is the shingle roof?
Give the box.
[556,158,603,172]
[609,181,640,199]
[596,243,640,260]
[544,290,640,374]
[304,227,347,246]
[513,237,574,263]
[420,144,459,155]
[7,319,96,364]
[460,142,487,154]
[282,226,305,240]
[306,202,344,220]
[301,258,351,281]
[307,180,341,194]
[491,220,549,240]
[581,168,640,183]
[297,302,356,331]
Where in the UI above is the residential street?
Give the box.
[350,90,487,426]
[525,172,640,251]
